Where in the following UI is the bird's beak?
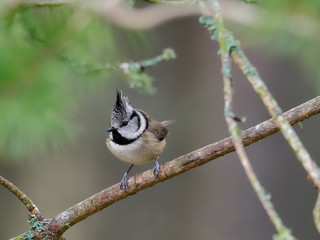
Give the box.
[107,127,116,132]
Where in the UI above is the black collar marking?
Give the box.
[111,110,148,145]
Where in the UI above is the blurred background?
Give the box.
[0,0,320,239]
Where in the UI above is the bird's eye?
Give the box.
[121,120,129,127]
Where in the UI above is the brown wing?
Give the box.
[149,119,168,141]
[140,110,169,141]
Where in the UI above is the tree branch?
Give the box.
[0,175,41,216]
[230,45,320,233]
[231,51,320,188]
[200,2,297,239]
[22,0,200,30]
[43,95,320,238]
[200,1,296,238]
[199,5,320,233]
[22,0,320,41]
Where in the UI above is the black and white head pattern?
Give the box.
[110,90,148,145]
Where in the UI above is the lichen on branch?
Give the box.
[199,2,320,236]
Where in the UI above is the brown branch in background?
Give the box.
[45,96,320,238]
[24,0,201,30]
[0,175,42,216]
[95,1,200,30]
[22,0,320,40]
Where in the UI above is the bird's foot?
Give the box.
[120,164,134,192]
[120,171,129,192]
[153,158,160,178]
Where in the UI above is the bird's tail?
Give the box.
[161,120,175,126]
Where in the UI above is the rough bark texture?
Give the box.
[45,96,320,238]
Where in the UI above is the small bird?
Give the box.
[106,90,173,191]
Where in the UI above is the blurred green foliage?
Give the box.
[0,3,159,162]
[238,0,320,89]
[260,0,320,16]
[3,0,319,162]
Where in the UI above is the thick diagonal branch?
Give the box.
[46,96,320,237]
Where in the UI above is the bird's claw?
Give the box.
[153,159,160,178]
[120,172,129,192]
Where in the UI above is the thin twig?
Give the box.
[231,51,320,185]
[41,96,320,238]
[201,1,296,238]
[223,25,320,191]
[199,4,320,233]
[231,39,320,235]
[0,175,41,216]
[314,193,320,233]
